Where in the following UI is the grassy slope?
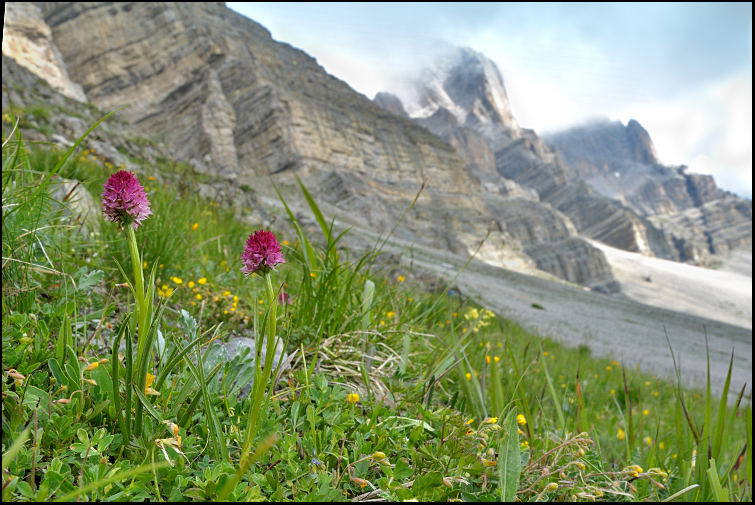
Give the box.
[2,101,752,501]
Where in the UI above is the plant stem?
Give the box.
[241,272,279,458]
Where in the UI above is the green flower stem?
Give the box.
[241,272,279,459]
[125,223,151,437]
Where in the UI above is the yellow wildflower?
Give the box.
[494,356,500,363]
[188,281,195,288]
[196,294,202,300]
[465,373,471,381]
[173,277,183,285]
[191,223,198,231]
[347,393,360,403]
[617,429,626,440]
[84,362,99,372]
[398,275,405,282]
[198,278,207,285]
[517,414,527,425]
[485,355,491,364]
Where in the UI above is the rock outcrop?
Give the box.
[2,2,86,101]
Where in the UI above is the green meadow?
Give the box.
[2,111,751,502]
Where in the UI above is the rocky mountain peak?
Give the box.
[407,47,519,135]
[372,92,408,118]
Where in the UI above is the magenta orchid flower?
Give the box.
[101,170,152,231]
[241,230,285,276]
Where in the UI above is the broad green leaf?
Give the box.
[498,410,521,502]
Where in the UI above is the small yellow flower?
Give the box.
[282,240,290,246]
[517,414,527,425]
[465,419,474,425]
[347,393,360,403]
[612,361,619,366]
[610,389,615,395]
[482,457,497,467]
[398,275,405,282]
[196,294,202,300]
[521,441,529,448]
[198,278,207,285]
[486,355,491,364]
[617,428,626,440]
[644,436,652,445]
[223,291,231,297]
[606,366,612,371]
[543,351,549,356]
[173,277,183,285]
[148,176,155,181]
[659,441,665,449]
[643,409,649,416]
[191,223,198,231]
[143,261,148,268]
[310,272,316,279]
[465,373,472,381]
[482,417,498,424]
[145,373,160,395]
[233,295,239,302]
[83,362,99,372]
[386,311,395,318]
[494,356,500,363]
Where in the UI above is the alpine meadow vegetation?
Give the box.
[2,108,751,502]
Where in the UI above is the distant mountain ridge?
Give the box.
[544,119,751,260]
[376,47,751,265]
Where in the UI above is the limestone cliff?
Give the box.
[3,2,619,290]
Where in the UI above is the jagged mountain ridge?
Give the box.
[545,119,752,260]
[2,2,620,291]
[381,47,751,265]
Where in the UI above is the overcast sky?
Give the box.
[228,2,752,199]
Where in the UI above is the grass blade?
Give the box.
[497,410,520,502]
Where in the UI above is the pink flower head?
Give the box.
[241,230,285,276]
[101,170,152,231]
